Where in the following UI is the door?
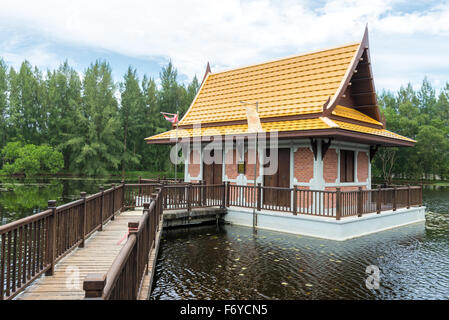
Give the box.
[203,150,222,185]
[263,148,290,207]
[203,150,223,201]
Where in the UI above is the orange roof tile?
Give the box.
[332,105,383,125]
[145,118,331,141]
[146,33,415,146]
[179,43,361,125]
[145,117,414,144]
[333,121,416,142]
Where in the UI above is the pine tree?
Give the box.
[67,60,122,175]
[142,75,169,171]
[119,67,144,175]
[0,59,8,148]
[45,61,83,171]
[7,62,45,144]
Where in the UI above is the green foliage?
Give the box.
[0,57,199,176]
[66,60,123,176]
[0,59,7,149]
[374,79,449,181]
[1,142,63,176]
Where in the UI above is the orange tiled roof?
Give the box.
[333,121,416,142]
[179,43,360,125]
[332,105,382,125]
[146,37,415,145]
[145,117,414,143]
[145,118,331,141]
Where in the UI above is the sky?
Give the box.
[0,0,448,92]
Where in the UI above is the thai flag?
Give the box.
[161,112,178,124]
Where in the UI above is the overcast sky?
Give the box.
[1,0,448,92]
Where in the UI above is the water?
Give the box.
[151,186,449,300]
[2,180,448,299]
[0,177,125,225]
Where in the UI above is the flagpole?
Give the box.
[254,102,258,228]
[240,100,260,229]
[175,111,179,182]
[161,111,179,181]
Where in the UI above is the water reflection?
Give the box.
[151,186,449,300]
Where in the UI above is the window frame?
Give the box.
[340,149,355,183]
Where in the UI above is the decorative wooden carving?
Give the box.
[310,138,318,160]
[370,144,379,161]
[321,138,333,160]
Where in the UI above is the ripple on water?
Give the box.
[150,210,449,300]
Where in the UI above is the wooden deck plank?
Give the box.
[15,210,144,300]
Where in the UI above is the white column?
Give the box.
[309,139,325,190]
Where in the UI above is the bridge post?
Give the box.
[151,193,159,233]
[407,184,411,209]
[357,187,363,217]
[121,180,125,212]
[80,192,87,248]
[111,184,115,221]
[225,181,230,207]
[393,187,397,211]
[143,202,151,274]
[187,183,192,214]
[376,186,381,214]
[99,186,104,231]
[202,180,206,206]
[336,187,341,220]
[221,182,226,208]
[83,273,106,299]
[293,186,297,215]
[128,221,140,299]
[45,200,57,276]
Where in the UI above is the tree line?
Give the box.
[0,58,199,176]
[373,78,449,182]
[1,56,448,181]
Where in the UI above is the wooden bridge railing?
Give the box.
[226,183,423,220]
[0,183,125,300]
[138,176,184,184]
[83,189,163,300]
[0,180,423,300]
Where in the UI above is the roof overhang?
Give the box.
[146,128,415,147]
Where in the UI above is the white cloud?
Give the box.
[0,0,448,91]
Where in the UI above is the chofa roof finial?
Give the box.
[201,62,211,85]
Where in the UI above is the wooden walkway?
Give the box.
[15,210,160,300]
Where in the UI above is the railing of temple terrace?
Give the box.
[0,181,423,300]
[227,183,422,219]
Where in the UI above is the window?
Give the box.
[340,150,354,182]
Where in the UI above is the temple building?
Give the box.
[145,28,414,194]
[145,27,424,240]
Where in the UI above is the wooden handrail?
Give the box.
[0,182,126,300]
[84,190,162,300]
[1,180,423,301]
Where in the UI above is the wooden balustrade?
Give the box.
[84,190,163,300]
[0,179,423,301]
[224,184,422,219]
[0,183,125,300]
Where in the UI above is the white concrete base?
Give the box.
[224,206,426,241]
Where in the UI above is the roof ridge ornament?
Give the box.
[323,25,381,123]
[201,62,211,86]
